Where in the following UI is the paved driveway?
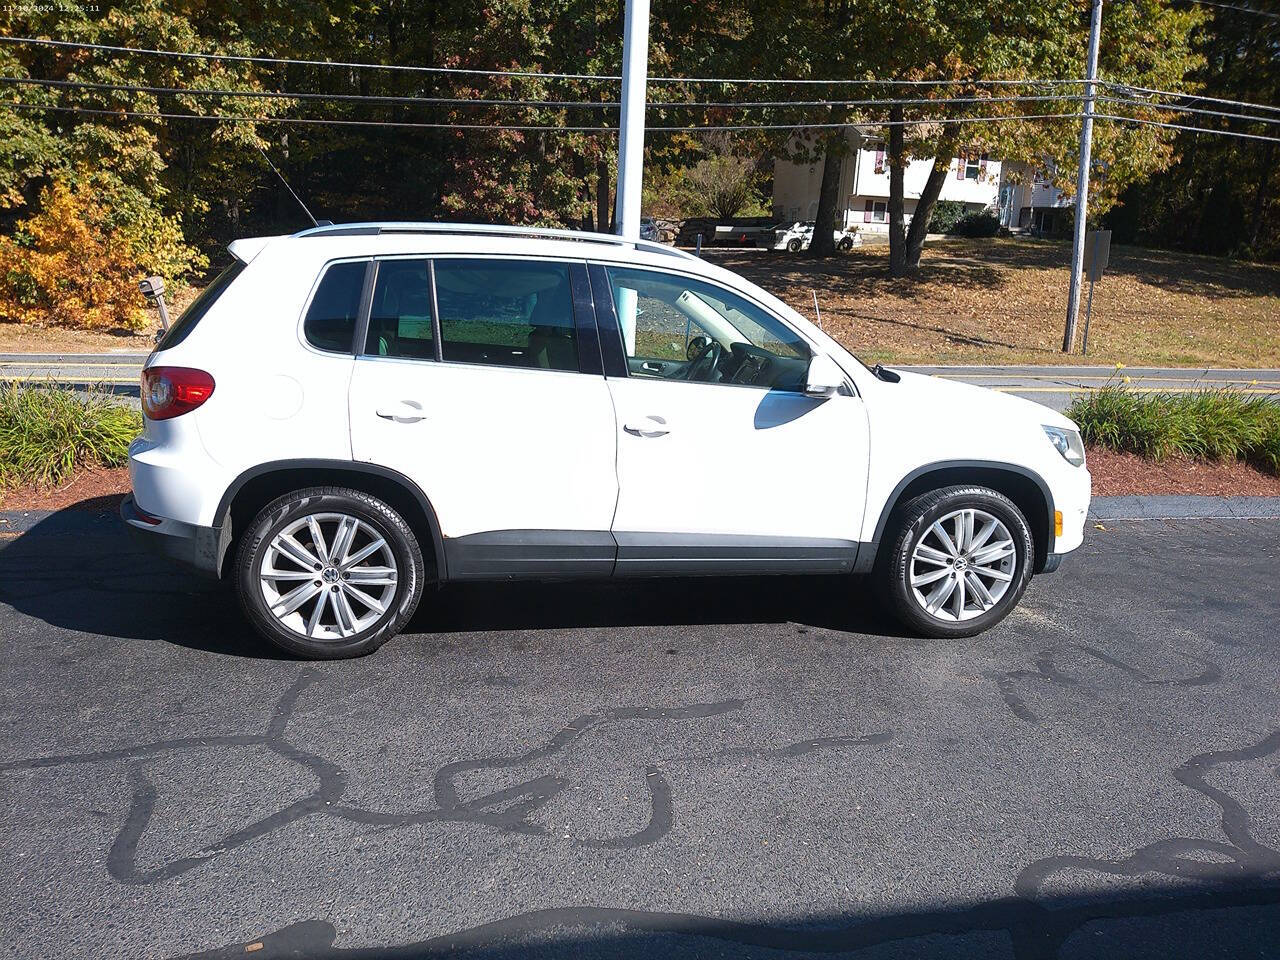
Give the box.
[1,510,1278,959]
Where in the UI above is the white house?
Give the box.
[996,162,1073,234]
[772,128,1001,235]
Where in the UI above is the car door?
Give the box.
[349,255,618,579]
[590,262,870,575]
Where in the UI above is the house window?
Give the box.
[874,148,886,175]
[965,155,982,180]
[871,201,888,223]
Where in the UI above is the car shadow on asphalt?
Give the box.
[0,502,914,659]
[416,574,911,638]
[167,881,1280,960]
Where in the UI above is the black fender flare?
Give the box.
[860,459,1056,572]
[213,459,448,581]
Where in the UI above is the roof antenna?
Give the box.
[255,143,318,228]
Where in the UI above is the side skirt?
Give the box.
[442,530,861,581]
[614,532,858,577]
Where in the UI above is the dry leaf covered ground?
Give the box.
[719,237,1280,367]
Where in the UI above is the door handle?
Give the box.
[623,415,670,438]
[376,400,426,423]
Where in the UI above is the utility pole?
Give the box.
[1063,0,1103,353]
[613,0,650,241]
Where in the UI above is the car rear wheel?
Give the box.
[837,237,854,252]
[875,485,1033,638]
[234,486,425,658]
[787,238,803,253]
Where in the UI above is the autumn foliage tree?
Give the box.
[854,0,1205,275]
[0,179,150,330]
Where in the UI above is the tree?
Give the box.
[676,133,764,219]
[1104,2,1280,260]
[847,0,1203,275]
[733,0,871,257]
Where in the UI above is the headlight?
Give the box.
[1043,425,1086,467]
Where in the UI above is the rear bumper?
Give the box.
[120,495,225,577]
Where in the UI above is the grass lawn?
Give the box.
[717,236,1280,367]
[0,285,202,354]
[0,237,1276,367]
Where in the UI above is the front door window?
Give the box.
[604,266,810,392]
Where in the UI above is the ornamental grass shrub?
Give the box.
[0,381,140,487]
[1067,384,1280,475]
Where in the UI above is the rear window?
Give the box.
[155,261,244,351]
[304,261,367,353]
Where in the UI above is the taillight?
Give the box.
[141,366,215,420]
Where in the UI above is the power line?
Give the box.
[0,75,616,109]
[652,114,1084,130]
[0,99,1085,132]
[0,35,619,82]
[652,76,1087,87]
[0,75,1088,111]
[0,35,1088,88]
[1101,94,1280,126]
[8,94,1280,144]
[14,72,1280,132]
[1099,79,1280,115]
[1178,0,1280,19]
[0,100,614,131]
[1097,112,1280,143]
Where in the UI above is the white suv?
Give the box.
[123,222,1090,659]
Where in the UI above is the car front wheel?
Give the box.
[876,485,1034,638]
[787,238,803,252]
[234,486,425,658]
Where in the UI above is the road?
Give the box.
[4,353,1278,411]
[904,365,1280,412]
[1,506,1278,959]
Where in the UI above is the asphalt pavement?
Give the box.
[4,353,1279,411]
[1,505,1279,959]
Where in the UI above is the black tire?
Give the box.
[837,236,854,252]
[787,238,803,253]
[234,486,425,659]
[874,485,1034,639]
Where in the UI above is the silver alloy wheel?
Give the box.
[908,507,1017,623]
[259,512,398,641]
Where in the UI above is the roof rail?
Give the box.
[291,221,696,261]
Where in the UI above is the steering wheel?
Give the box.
[682,339,722,382]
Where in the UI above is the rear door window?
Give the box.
[364,259,436,360]
[434,259,579,372]
[303,260,367,353]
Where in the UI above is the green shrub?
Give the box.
[1253,411,1280,474]
[931,200,969,234]
[1067,384,1280,474]
[951,211,1001,238]
[0,382,141,487]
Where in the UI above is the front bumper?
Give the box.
[1040,552,1065,574]
[120,495,226,577]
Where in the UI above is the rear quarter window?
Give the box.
[304,261,368,353]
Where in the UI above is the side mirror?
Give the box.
[686,335,710,361]
[805,354,845,397]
